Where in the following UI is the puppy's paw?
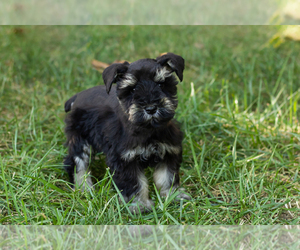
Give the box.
[79,182,94,193]
[161,187,191,201]
[73,176,94,193]
[129,199,155,214]
[175,188,191,200]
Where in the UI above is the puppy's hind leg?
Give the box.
[73,148,94,192]
[64,137,94,192]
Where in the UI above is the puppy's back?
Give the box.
[64,86,117,112]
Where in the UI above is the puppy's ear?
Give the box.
[156,53,185,82]
[102,61,130,94]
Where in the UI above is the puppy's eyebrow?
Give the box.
[118,73,137,89]
[154,67,173,82]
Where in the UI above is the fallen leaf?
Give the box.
[13,28,24,35]
[91,59,109,71]
[113,60,128,64]
[160,52,167,56]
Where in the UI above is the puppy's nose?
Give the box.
[145,105,157,115]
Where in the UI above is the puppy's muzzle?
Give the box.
[145,105,157,115]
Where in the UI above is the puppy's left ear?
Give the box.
[102,61,130,94]
[156,53,185,82]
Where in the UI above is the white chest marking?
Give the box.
[121,143,180,162]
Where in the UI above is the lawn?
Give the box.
[0,0,278,25]
[0,25,300,225]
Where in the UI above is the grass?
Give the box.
[2,225,300,249]
[0,0,280,25]
[0,25,300,225]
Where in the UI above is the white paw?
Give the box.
[79,182,94,193]
[175,190,191,200]
[74,175,94,192]
[161,187,191,200]
[129,199,155,214]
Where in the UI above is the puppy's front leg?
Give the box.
[153,160,191,200]
[112,164,154,213]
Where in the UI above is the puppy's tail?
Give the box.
[64,94,77,112]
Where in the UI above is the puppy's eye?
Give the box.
[131,88,135,94]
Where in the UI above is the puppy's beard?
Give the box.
[151,108,175,128]
[128,103,143,122]
[160,97,177,111]
[128,104,153,127]
[127,98,175,128]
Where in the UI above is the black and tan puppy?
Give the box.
[63,53,190,213]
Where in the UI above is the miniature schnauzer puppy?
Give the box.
[63,53,191,213]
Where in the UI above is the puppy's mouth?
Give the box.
[128,105,175,129]
[142,111,172,129]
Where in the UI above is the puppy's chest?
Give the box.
[120,142,181,162]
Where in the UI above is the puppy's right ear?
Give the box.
[102,61,129,94]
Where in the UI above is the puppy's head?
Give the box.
[102,53,185,129]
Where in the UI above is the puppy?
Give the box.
[63,53,190,213]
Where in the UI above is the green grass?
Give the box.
[0,25,300,225]
[0,0,280,25]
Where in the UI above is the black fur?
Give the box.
[63,53,190,213]
[64,94,77,112]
